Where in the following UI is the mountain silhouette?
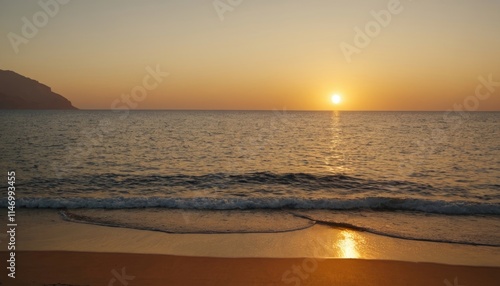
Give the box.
[0,69,77,110]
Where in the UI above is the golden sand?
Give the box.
[1,251,499,286]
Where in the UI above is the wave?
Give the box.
[18,172,499,198]
[59,209,316,234]
[8,172,500,215]
[291,211,500,247]
[11,196,500,215]
[17,172,438,193]
[56,208,500,246]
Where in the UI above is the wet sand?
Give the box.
[0,209,499,285]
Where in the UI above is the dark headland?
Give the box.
[0,69,77,110]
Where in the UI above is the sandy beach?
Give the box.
[1,251,499,286]
[0,209,499,285]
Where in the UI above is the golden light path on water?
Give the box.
[337,230,360,258]
[306,228,365,259]
[325,111,352,174]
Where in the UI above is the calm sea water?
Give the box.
[1,111,499,245]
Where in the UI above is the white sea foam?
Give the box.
[8,196,500,215]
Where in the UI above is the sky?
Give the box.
[1,0,499,110]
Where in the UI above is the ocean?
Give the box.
[1,110,499,246]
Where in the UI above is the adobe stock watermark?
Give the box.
[398,73,499,177]
[7,0,71,54]
[281,236,329,285]
[451,74,498,113]
[111,64,170,118]
[340,0,410,63]
[282,258,320,285]
[108,267,135,286]
[50,64,169,178]
[213,0,243,21]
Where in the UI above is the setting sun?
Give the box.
[331,94,342,105]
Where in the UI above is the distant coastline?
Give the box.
[0,69,77,110]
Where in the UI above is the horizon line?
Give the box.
[3,109,499,112]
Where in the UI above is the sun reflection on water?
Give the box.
[337,230,360,258]
[325,111,351,174]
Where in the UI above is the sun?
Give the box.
[331,94,342,105]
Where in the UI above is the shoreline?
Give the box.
[1,209,499,266]
[0,209,499,284]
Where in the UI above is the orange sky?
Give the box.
[1,0,499,110]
